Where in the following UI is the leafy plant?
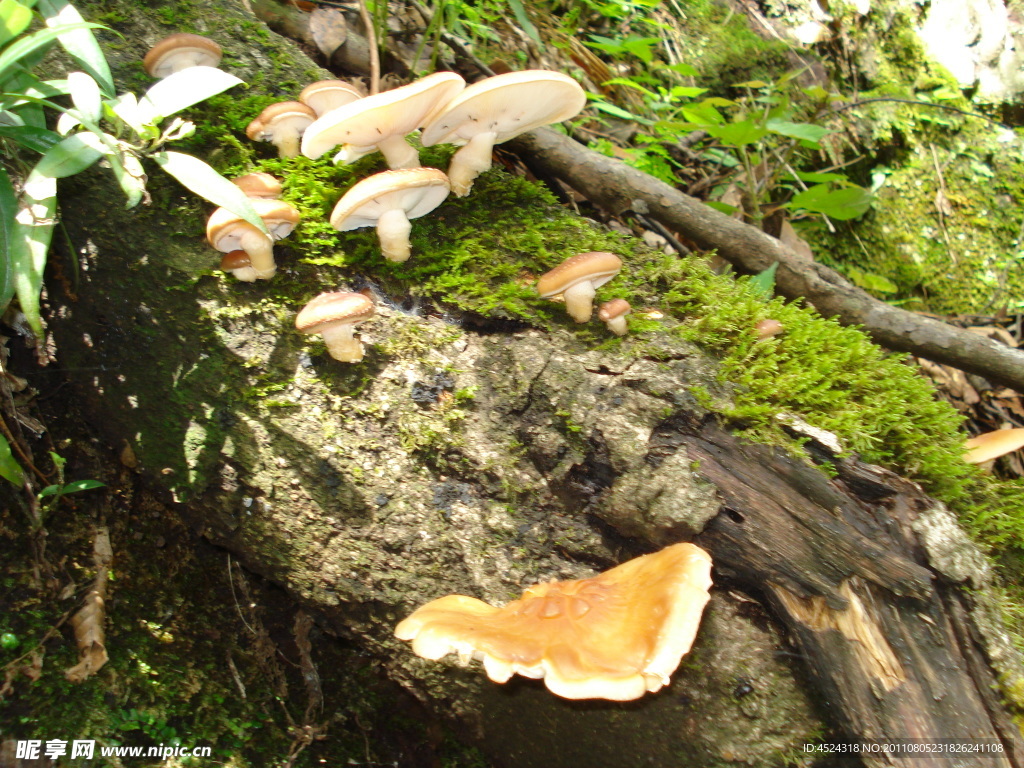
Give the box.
[0,0,269,336]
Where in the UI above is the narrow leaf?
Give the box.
[747,262,778,300]
[10,186,55,337]
[0,124,61,152]
[152,151,269,235]
[765,118,828,143]
[0,434,24,486]
[28,131,104,179]
[0,166,17,311]
[60,478,106,494]
[0,0,33,47]
[0,22,104,86]
[506,0,543,49]
[37,0,114,97]
[789,184,874,220]
[67,70,101,124]
[137,66,243,123]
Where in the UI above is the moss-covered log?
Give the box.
[36,0,1024,764]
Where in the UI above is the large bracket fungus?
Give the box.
[396,543,713,701]
[421,70,587,196]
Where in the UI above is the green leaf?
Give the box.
[586,95,651,123]
[67,70,101,124]
[0,0,33,47]
[661,62,698,76]
[0,434,24,486]
[0,124,61,152]
[37,0,114,97]
[846,266,898,294]
[747,261,778,300]
[0,166,17,311]
[107,143,146,208]
[136,66,243,124]
[705,200,739,215]
[789,184,874,220]
[0,21,104,86]
[9,189,55,337]
[29,131,105,178]
[764,118,828,143]
[59,478,106,494]
[793,170,849,183]
[705,120,768,147]
[733,79,769,88]
[506,0,543,49]
[152,151,269,235]
[668,85,708,99]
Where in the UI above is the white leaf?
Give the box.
[137,66,243,124]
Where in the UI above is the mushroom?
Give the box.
[206,198,301,280]
[143,33,222,78]
[295,292,376,362]
[395,542,713,701]
[754,318,784,339]
[536,252,623,323]
[598,299,632,335]
[964,428,1024,464]
[300,72,465,168]
[232,173,283,199]
[299,80,363,117]
[219,250,257,282]
[246,102,317,158]
[421,70,587,196]
[330,168,450,262]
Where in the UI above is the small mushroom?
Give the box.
[232,173,283,199]
[299,80,363,117]
[143,33,222,78]
[206,198,301,280]
[300,72,465,168]
[754,318,784,339]
[598,299,632,335]
[246,102,317,158]
[421,70,587,196]
[537,252,623,323]
[964,428,1024,464]
[295,292,376,362]
[395,542,713,701]
[330,168,450,262]
[219,250,257,282]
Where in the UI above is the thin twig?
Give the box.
[357,0,380,95]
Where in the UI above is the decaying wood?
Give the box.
[248,0,374,75]
[652,417,1024,766]
[511,128,1024,394]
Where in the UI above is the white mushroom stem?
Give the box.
[563,281,598,323]
[377,135,421,169]
[320,323,364,362]
[236,227,277,280]
[272,130,302,158]
[376,208,413,262]
[605,315,629,335]
[448,130,498,197]
[229,266,259,282]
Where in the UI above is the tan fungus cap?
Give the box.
[143,33,222,78]
[246,102,317,158]
[964,428,1024,464]
[299,80,363,117]
[395,542,713,701]
[296,292,376,363]
[300,72,465,167]
[232,173,283,199]
[537,252,623,323]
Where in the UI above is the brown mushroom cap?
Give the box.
[299,80,363,117]
[420,70,586,195]
[395,542,713,701]
[295,292,376,362]
[964,428,1024,464]
[206,199,300,280]
[246,102,317,158]
[300,72,465,167]
[537,252,624,323]
[329,168,451,262]
[597,299,632,335]
[232,173,283,199]
[219,250,257,282]
[143,33,222,78]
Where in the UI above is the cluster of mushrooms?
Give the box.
[225,60,641,361]
[144,35,714,699]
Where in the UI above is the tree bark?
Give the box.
[39,1,1024,765]
[511,128,1024,394]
